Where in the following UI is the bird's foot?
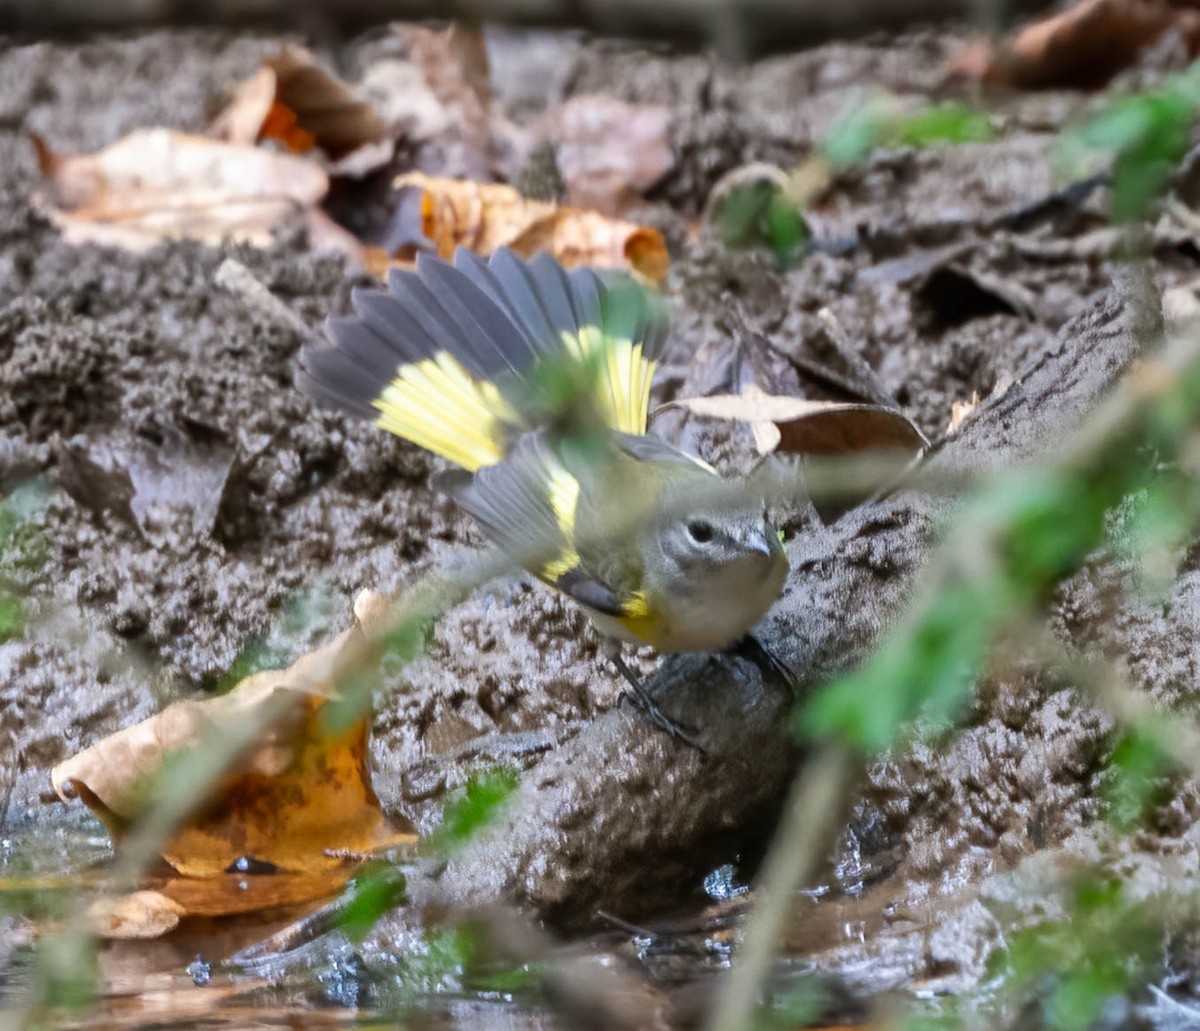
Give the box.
[731,634,798,695]
[609,650,706,754]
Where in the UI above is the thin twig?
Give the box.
[707,744,857,1031]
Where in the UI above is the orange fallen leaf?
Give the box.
[31,128,328,253]
[152,867,356,917]
[662,384,928,457]
[948,0,1200,90]
[51,595,414,877]
[389,172,669,283]
[209,45,388,167]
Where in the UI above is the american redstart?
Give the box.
[298,247,789,743]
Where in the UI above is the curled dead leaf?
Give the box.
[32,128,328,252]
[388,172,669,283]
[210,45,388,168]
[51,601,414,877]
[662,384,928,457]
[948,0,1200,90]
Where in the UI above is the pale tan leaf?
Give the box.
[947,392,980,435]
[32,129,328,253]
[665,384,928,457]
[87,890,185,940]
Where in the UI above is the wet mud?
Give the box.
[1,21,1199,1026]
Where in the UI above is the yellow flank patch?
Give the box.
[545,460,579,535]
[539,457,581,578]
[617,590,664,646]
[541,547,581,581]
[372,353,515,472]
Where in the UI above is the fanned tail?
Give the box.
[298,247,667,472]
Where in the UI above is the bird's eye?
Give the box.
[686,520,715,543]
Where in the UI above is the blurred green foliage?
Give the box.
[1104,725,1172,830]
[716,93,990,268]
[25,931,99,1016]
[715,179,810,270]
[824,94,993,167]
[756,975,831,1030]
[896,877,1167,1031]
[0,480,50,645]
[431,768,520,857]
[789,289,1200,1027]
[338,863,409,943]
[802,339,1200,754]
[1060,62,1200,221]
[988,876,1160,1031]
[215,585,338,693]
[376,922,538,1016]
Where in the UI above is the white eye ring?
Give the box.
[686,520,715,543]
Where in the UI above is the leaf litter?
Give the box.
[43,591,415,938]
[29,32,670,281]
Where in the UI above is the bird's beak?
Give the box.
[745,529,779,560]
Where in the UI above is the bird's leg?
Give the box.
[603,641,706,753]
[731,634,799,696]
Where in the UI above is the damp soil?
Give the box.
[3,20,1200,1030]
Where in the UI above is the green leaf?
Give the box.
[887,102,993,148]
[1105,726,1170,829]
[0,591,23,644]
[1063,69,1198,221]
[338,863,408,942]
[716,180,810,269]
[823,94,889,166]
[432,768,520,855]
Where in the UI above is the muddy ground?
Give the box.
[3,19,1200,1030]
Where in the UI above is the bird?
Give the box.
[297,246,789,745]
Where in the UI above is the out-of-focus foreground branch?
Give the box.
[0,0,1056,57]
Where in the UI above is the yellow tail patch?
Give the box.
[372,353,516,472]
[562,328,658,435]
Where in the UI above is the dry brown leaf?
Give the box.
[209,45,388,167]
[540,94,673,216]
[664,384,928,457]
[389,172,669,283]
[948,0,1200,90]
[31,128,328,253]
[51,602,414,877]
